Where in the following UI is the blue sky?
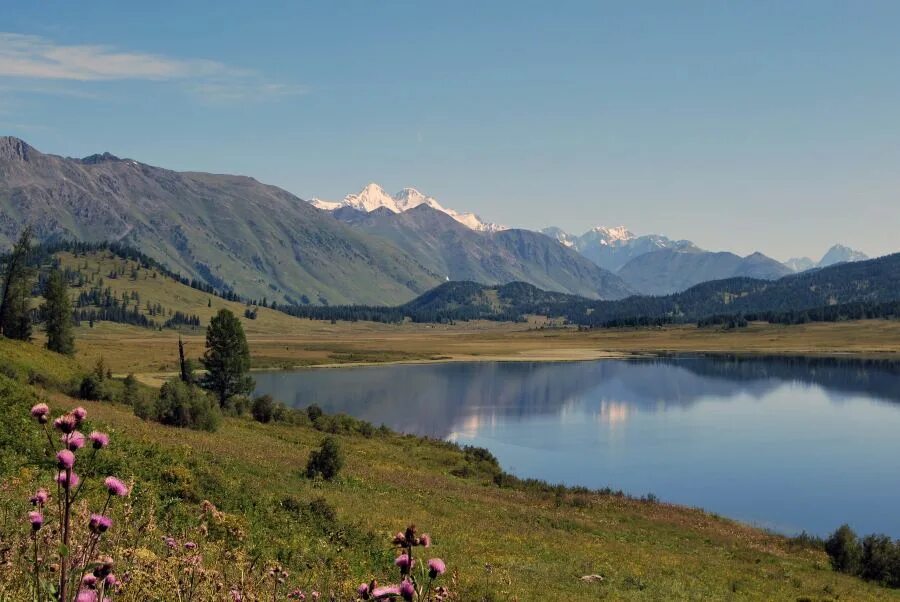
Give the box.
[2,1,899,260]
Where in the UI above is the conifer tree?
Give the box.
[0,227,35,340]
[200,309,253,406]
[41,267,75,355]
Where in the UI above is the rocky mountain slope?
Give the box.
[0,137,442,305]
[332,204,633,299]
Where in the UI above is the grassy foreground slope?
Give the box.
[0,338,897,600]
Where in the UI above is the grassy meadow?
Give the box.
[1,336,898,600]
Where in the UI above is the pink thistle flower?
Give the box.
[30,403,50,421]
[357,583,370,598]
[28,511,43,531]
[311,593,320,600]
[104,573,118,589]
[184,541,197,550]
[61,431,86,450]
[371,585,401,599]
[30,488,49,506]
[394,554,413,574]
[104,476,129,497]
[163,536,177,549]
[400,580,415,601]
[89,431,109,449]
[56,470,79,489]
[428,558,446,578]
[72,407,87,423]
[419,533,431,548]
[82,574,98,588]
[88,514,112,534]
[54,414,77,434]
[75,590,98,602]
[56,449,76,470]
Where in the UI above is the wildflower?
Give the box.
[311,592,320,600]
[418,533,431,548]
[428,558,446,578]
[88,514,112,534]
[61,431,86,450]
[104,573,118,589]
[30,488,49,506]
[28,511,43,531]
[400,580,415,601]
[164,536,178,549]
[73,407,87,423]
[371,585,401,599]
[392,531,407,546]
[56,449,76,469]
[287,590,305,600]
[82,574,98,588]
[75,591,98,602]
[104,476,129,497]
[184,541,197,550]
[30,403,50,422]
[357,583,371,599]
[56,470,80,489]
[229,589,243,601]
[89,431,110,449]
[394,553,413,574]
[54,414,77,434]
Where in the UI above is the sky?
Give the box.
[2,1,899,261]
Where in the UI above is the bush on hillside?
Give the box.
[305,436,344,481]
[251,394,275,423]
[825,524,862,574]
[136,379,221,431]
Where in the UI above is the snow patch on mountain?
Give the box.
[310,183,505,232]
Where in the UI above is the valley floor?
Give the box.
[68,319,900,382]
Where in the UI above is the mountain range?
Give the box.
[315,184,870,296]
[0,137,630,304]
[0,136,874,305]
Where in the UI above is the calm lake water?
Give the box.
[254,357,900,538]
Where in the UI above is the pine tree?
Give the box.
[41,267,75,355]
[0,227,35,340]
[200,309,254,406]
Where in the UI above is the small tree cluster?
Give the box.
[826,524,900,588]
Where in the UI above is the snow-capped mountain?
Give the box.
[818,244,869,268]
[541,226,696,272]
[784,244,869,272]
[310,183,505,232]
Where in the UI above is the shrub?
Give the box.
[78,374,102,400]
[122,372,140,406]
[861,534,897,585]
[152,379,221,431]
[305,436,344,480]
[251,394,275,423]
[306,404,323,422]
[825,524,862,574]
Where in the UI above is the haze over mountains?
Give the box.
[0,136,874,305]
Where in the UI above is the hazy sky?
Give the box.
[2,1,899,260]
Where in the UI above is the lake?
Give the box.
[253,356,900,538]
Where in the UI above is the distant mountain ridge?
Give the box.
[785,244,870,273]
[331,204,633,299]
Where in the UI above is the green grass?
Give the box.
[1,338,898,600]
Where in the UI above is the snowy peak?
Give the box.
[587,225,636,245]
[310,183,505,232]
[818,244,868,268]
